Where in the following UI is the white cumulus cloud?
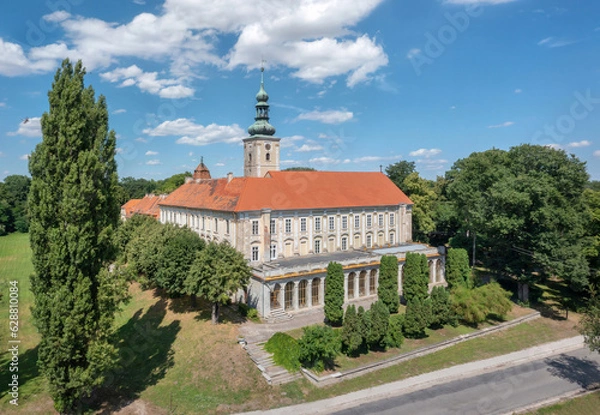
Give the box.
[296,144,324,152]
[488,121,514,129]
[100,65,194,99]
[409,148,442,158]
[566,140,591,148]
[146,159,161,165]
[7,117,42,137]
[144,118,245,146]
[145,150,159,156]
[296,110,353,124]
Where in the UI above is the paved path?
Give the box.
[239,336,592,415]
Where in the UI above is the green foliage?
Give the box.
[117,172,192,204]
[386,313,405,349]
[247,307,259,321]
[116,214,158,256]
[451,282,512,326]
[385,160,416,194]
[367,300,390,350]
[580,288,600,353]
[124,218,166,287]
[155,172,192,194]
[28,59,125,413]
[403,252,429,303]
[185,241,252,324]
[0,174,31,234]
[430,286,456,328]
[238,302,260,322]
[298,325,341,372]
[403,172,438,242]
[404,297,432,339]
[264,332,301,372]
[154,225,205,297]
[378,255,400,313]
[583,188,600,285]
[446,248,472,289]
[446,145,590,298]
[341,305,363,356]
[324,262,344,326]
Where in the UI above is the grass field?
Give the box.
[0,233,588,414]
[526,391,600,415]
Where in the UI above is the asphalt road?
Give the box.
[330,347,600,415]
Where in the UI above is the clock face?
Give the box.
[265,143,271,150]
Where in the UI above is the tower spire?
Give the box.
[247,64,276,137]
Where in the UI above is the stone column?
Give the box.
[354,274,359,299]
[307,280,313,308]
[319,277,325,306]
[293,281,299,310]
[366,272,370,296]
[344,273,349,302]
[398,263,404,295]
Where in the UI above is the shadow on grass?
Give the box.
[546,354,600,389]
[0,346,41,402]
[87,298,181,414]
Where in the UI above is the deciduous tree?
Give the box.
[185,241,252,324]
[298,325,341,372]
[28,59,125,413]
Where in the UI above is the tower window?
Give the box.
[266,152,271,161]
[249,153,252,162]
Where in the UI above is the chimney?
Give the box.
[185,177,193,184]
[227,172,233,183]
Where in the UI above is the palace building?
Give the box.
[126,68,447,318]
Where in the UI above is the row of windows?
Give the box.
[166,211,230,234]
[259,212,396,235]
[255,231,397,261]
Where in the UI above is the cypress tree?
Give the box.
[341,305,362,356]
[324,261,344,326]
[404,297,432,339]
[28,59,125,413]
[378,255,400,313]
[403,252,429,303]
[446,248,472,289]
[367,300,390,350]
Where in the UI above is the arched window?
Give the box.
[266,152,271,161]
[348,272,356,299]
[359,271,366,296]
[284,282,294,310]
[312,278,320,305]
[369,270,377,295]
[299,280,308,308]
[271,284,281,309]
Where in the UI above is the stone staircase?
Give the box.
[264,307,294,324]
[242,340,302,385]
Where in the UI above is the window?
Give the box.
[270,244,277,260]
[270,219,276,234]
[378,214,384,227]
[300,217,307,232]
[251,246,259,261]
[366,214,372,228]
[348,272,355,298]
[366,234,372,248]
[252,220,259,235]
[390,213,395,226]
[314,217,321,232]
[285,218,292,233]
[202,216,205,230]
[341,236,348,251]
[226,219,230,234]
[214,218,218,232]
[354,215,360,229]
[312,278,320,305]
[329,216,335,231]
[342,215,348,230]
[369,270,377,295]
[299,280,307,308]
[389,232,395,245]
[314,239,321,254]
[266,152,271,161]
[284,282,294,310]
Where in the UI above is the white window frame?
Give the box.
[329,216,335,231]
[314,217,321,232]
[300,217,307,232]
[378,214,384,227]
[314,239,321,254]
[251,246,259,261]
[366,214,372,228]
[389,232,395,245]
[341,237,348,251]
[354,215,360,229]
[366,234,372,248]
[270,244,277,260]
[342,215,348,230]
[270,219,276,234]
[390,213,395,226]
[252,220,259,235]
[285,218,292,233]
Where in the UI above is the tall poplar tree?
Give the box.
[324,262,344,326]
[378,255,400,313]
[402,252,429,303]
[29,59,124,413]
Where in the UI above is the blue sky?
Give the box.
[0,0,599,182]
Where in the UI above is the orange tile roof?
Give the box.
[159,171,412,212]
[126,194,164,218]
[121,198,142,218]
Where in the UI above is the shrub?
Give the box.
[451,282,512,326]
[367,300,390,350]
[386,313,404,349]
[341,305,363,356]
[247,307,259,322]
[298,325,341,372]
[264,333,300,372]
[404,297,432,339]
[446,248,472,289]
[430,286,457,328]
